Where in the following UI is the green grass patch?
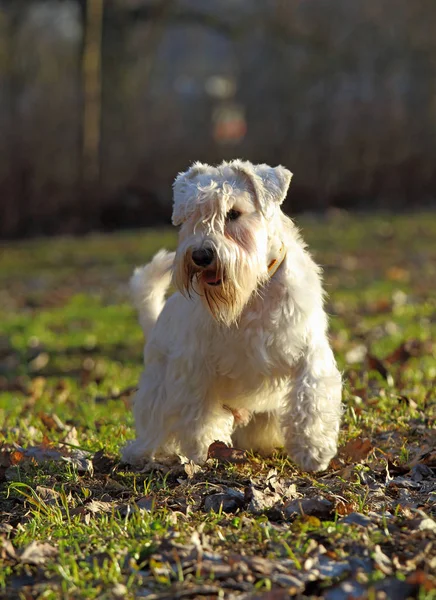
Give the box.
[1,212,435,598]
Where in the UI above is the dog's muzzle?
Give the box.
[192,248,214,268]
[191,247,221,286]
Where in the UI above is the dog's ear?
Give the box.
[254,164,292,206]
[229,160,292,215]
[172,162,209,225]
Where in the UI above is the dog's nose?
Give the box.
[192,248,214,267]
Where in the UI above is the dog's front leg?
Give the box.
[232,411,284,456]
[123,360,235,465]
[121,362,174,465]
[180,402,235,464]
[282,343,342,472]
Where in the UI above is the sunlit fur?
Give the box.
[123,160,342,472]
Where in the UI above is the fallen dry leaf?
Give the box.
[406,570,436,591]
[409,463,433,482]
[86,500,114,514]
[410,448,436,469]
[5,444,93,474]
[203,488,245,513]
[35,486,60,504]
[92,449,117,474]
[340,437,373,463]
[20,541,57,565]
[39,412,65,432]
[372,544,392,575]
[245,484,282,514]
[330,463,355,479]
[61,426,80,446]
[10,450,25,465]
[207,441,248,464]
[284,496,334,519]
[0,538,17,561]
[335,500,356,516]
[135,496,155,511]
[184,460,202,479]
[117,495,155,517]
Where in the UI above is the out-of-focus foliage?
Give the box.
[1,0,436,237]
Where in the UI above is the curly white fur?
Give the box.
[122,160,342,472]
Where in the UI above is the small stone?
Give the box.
[340,512,373,528]
[204,489,244,513]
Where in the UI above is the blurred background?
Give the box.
[1,0,436,239]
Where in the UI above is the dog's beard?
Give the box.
[174,240,267,327]
[201,259,259,327]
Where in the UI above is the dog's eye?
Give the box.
[226,209,241,222]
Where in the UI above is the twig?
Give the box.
[94,385,137,403]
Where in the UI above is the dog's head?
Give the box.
[172,160,292,326]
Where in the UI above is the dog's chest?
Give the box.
[211,287,303,380]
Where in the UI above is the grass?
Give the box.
[0,212,435,599]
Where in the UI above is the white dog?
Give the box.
[122,160,342,472]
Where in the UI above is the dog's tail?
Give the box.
[130,250,175,338]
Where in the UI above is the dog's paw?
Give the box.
[287,445,336,473]
[120,440,153,467]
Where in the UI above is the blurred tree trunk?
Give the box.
[100,0,174,189]
[81,0,104,187]
[2,4,26,236]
